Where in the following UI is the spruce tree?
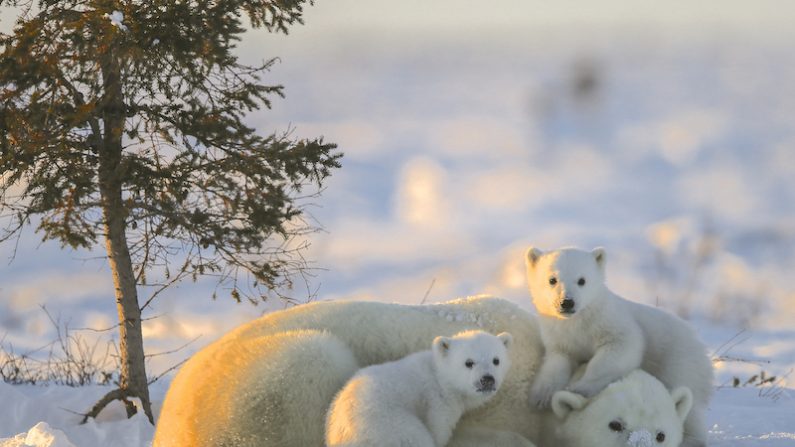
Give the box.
[0,0,340,423]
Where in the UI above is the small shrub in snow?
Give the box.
[0,310,117,387]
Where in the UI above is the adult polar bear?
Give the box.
[547,370,695,447]
[154,296,544,447]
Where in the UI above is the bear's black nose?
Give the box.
[561,299,575,310]
[480,375,495,388]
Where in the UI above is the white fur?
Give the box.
[546,370,693,447]
[526,247,713,447]
[154,296,541,447]
[326,330,513,447]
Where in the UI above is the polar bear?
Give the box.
[525,246,713,447]
[546,370,694,447]
[326,330,513,447]
[154,296,541,447]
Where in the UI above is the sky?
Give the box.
[266,0,795,38]
[1,0,795,376]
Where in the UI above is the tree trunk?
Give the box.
[99,177,154,423]
[93,45,154,424]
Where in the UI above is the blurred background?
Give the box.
[2,0,794,375]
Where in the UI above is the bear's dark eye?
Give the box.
[577,277,586,286]
[465,359,474,369]
[656,432,665,443]
[608,420,623,432]
[549,277,557,286]
[493,357,500,366]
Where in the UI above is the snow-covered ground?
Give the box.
[3,0,795,446]
[0,380,164,447]
[704,325,795,446]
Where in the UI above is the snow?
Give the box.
[103,11,127,32]
[710,388,795,446]
[0,381,163,447]
[2,423,75,447]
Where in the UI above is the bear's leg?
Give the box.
[448,426,537,447]
[681,406,708,447]
[567,338,643,398]
[529,351,572,408]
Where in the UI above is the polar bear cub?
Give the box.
[549,370,693,447]
[326,330,513,447]
[525,247,713,447]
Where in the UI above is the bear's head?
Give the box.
[432,330,512,403]
[551,370,693,447]
[525,246,607,318]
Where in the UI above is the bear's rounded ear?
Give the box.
[433,336,452,357]
[592,247,606,272]
[670,386,693,423]
[497,332,513,349]
[526,247,543,268]
[551,390,587,419]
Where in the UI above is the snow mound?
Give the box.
[0,381,162,447]
[1,422,75,447]
[103,11,128,31]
